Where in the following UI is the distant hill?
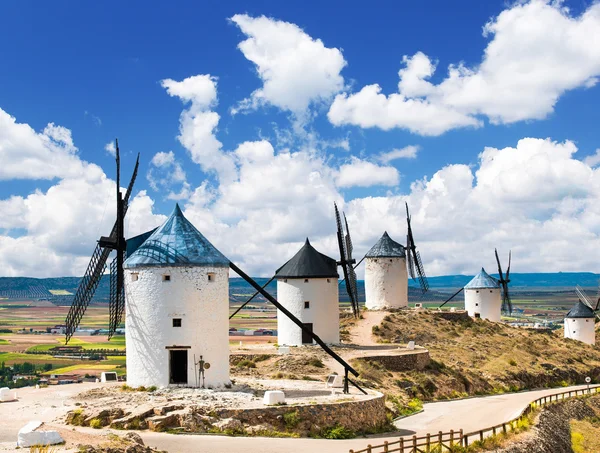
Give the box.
[0,272,597,303]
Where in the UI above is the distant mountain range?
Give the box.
[0,272,597,304]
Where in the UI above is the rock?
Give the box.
[153,404,184,416]
[110,405,155,430]
[246,423,276,435]
[83,409,111,426]
[213,418,244,432]
[124,432,145,445]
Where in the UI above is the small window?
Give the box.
[390,259,393,263]
[475,303,479,306]
[163,275,171,282]
[327,279,331,283]
[208,273,216,282]
[586,319,589,322]
[284,279,288,283]
[476,290,479,293]
[173,318,182,327]
[131,273,139,282]
[304,301,310,309]
[304,279,309,283]
[490,290,493,293]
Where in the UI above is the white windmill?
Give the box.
[564,286,599,346]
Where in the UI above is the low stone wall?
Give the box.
[359,350,430,371]
[215,392,387,434]
[433,311,470,322]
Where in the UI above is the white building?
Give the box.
[275,239,339,346]
[464,268,502,322]
[364,232,407,310]
[564,301,596,346]
[123,204,230,388]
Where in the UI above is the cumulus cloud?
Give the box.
[583,149,600,168]
[379,146,420,163]
[147,151,191,201]
[161,75,237,183]
[104,141,116,156]
[329,0,600,135]
[0,109,165,277]
[336,158,400,188]
[230,14,346,116]
[0,109,90,180]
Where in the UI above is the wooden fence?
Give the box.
[350,385,600,453]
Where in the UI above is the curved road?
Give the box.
[0,383,596,453]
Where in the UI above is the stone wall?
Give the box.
[496,395,600,453]
[358,350,430,371]
[215,392,387,434]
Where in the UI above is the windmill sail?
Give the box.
[64,142,139,343]
[334,203,359,317]
[405,203,429,293]
[495,248,513,314]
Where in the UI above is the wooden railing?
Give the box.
[350,385,599,453]
[350,430,463,453]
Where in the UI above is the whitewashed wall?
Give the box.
[365,257,408,310]
[464,288,502,322]
[564,318,596,345]
[276,278,339,346]
[124,266,230,388]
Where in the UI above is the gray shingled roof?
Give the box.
[124,204,229,269]
[365,232,405,258]
[566,300,596,319]
[275,239,339,279]
[464,268,500,289]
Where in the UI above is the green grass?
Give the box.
[0,339,9,345]
[26,336,126,352]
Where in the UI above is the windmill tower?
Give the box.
[275,239,339,346]
[123,204,231,388]
[564,286,598,346]
[364,232,407,309]
[464,268,502,321]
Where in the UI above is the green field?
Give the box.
[26,336,126,352]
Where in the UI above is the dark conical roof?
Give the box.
[124,204,229,269]
[366,232,405,258]
[566,300,596,319]
[275,239,339,279]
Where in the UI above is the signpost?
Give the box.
[585,376,591,393]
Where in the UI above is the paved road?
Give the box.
[1,383,596,453]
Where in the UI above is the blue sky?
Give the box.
[1,0,600,278]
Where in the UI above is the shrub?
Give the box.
[508,359,517,366]
[236,359,256,368]
[90,418,102,429]
[283,410,300,428]
[319,425,355,439]
[307,357,324,368]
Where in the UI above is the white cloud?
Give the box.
[161,75,237,183]
[379,146,420,163]
[105,141,116,156]
[147,151,190,201]
[583,149,600,168]
[336,158,400,188]
[0,109,90,180]
[230,14,346,116]
[329,0,600,135]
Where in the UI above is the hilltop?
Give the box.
[351,309,600,408]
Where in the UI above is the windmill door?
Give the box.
[302,323,313,344]
[169,350,188,384]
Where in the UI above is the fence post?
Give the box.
[493,426,496,436]
[450,429,454,447]
[412,435,417,453]
[426,433,430,452]
[399,437,404,452]
[367,445,372,453]
[465,434,469,447]
[503,423,506,434]
[384,441,389,453]
[479,430,484,442]
[438,430,442,445]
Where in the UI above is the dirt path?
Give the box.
[349,311,389,346]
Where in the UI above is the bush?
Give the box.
[90,418,102,429]
[307,357,324,368]
[236,359,256,368]
[319,425,355,439]
[508,359,517,366]
[283,410,300,428]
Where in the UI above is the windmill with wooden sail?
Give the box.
[64,140,140,343]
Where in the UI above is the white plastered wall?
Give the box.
[276,278,339,346]
[464,288,502,322]
[564,318,596,345]
[124,266,230,388]
[365,257,408,310]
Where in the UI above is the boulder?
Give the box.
[17,421,64,448]
[213,418,244,432]
[110,405,155,430]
